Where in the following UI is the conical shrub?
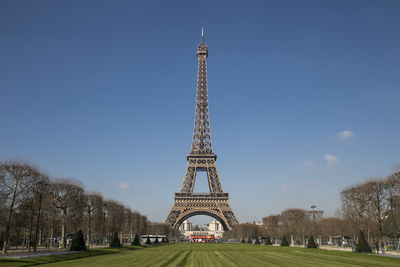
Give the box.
[131,234,141,246]
[307,235,318,248]
[254,237,260,244]
[110,232,122,248]
[0,231,4,249]
[280,235,289,246]
[154,236,159,244]
[70,230,87,251]
[145,236,151,245]
[241,238,245,243]
[247,238,252,244]
[356,230,371,253]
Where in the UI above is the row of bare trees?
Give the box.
[0,161,149,254]
[224,208,353,246]
[223,223,262,241]
[261,209,349,245]
[341,170,400,248]
[232,169,400,248]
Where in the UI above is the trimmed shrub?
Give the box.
[307,235,318,248]
[164,236,169,243]
[131,234,141,246]
[254,237,260,244]
[110,232,122,248]
[70,230,87,251]
[241,238,245,243]
[247,238,252,244]
[264,236,272,245]
[356,230,372,253]
[154,236,159,244]
[145,236,151,245]
[280,235,289,246]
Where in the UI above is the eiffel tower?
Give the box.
[165,28,238,231]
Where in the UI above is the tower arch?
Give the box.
[174,210,230,231]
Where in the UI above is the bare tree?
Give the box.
[0,161,41,254]
[104,200,125,238]
[341,183,370,233]
[85,193,103,247]
[385,171,400,249]
[262,215,280,241]
[49,178,85,248]
[280,209,310,245]
[364,179,389,242]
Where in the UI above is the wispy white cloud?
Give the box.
[337,130,355,139]
[324,154,339,167]
[281,184,296,192]
[118,182,131,190]
[303,160,315,167]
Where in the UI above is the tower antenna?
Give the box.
[201,27,204,44]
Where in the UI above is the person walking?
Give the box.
[375,241,379,254]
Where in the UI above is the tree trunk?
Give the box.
[39,230,42,246]
[61,224,66,248]
[50,228,53,248]
[2,180,19,254]
[87,209,91,248]
[2,225,10,254]
[62,209,67,248]
[28,209,34,252]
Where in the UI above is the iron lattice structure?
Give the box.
[165,29,238,231]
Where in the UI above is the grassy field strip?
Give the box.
[124,246,184,267]
[287,248,391,267]
[220,249,284,266]
[2,244,400,266]
[257,251,303,266]
[207,250,234,267]
[215,250,239,266]
[272,248,384,267]
[161,249,190,267]
[274,249,357,267]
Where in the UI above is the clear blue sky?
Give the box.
[1,0,399,224]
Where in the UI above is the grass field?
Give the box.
[1,243,400,266]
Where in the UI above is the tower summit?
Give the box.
[191,27,212,156]
[165,29,238,231]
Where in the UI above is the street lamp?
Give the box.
[310,205,316,218]
[310,205,319,246]
[310,205,317,223]
[34,178,48,252]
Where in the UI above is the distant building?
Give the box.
[208,219,224,238]
[179,220,194,231]
[179,219,224,239]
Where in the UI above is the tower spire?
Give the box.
[192,27,211,154]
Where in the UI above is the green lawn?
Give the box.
[1,243,399,266]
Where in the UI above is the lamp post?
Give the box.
[34,179,47,252]
[384,183,397,251]
[311,205,316,219]
[310,205,318,246]
[103,204,108,246]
